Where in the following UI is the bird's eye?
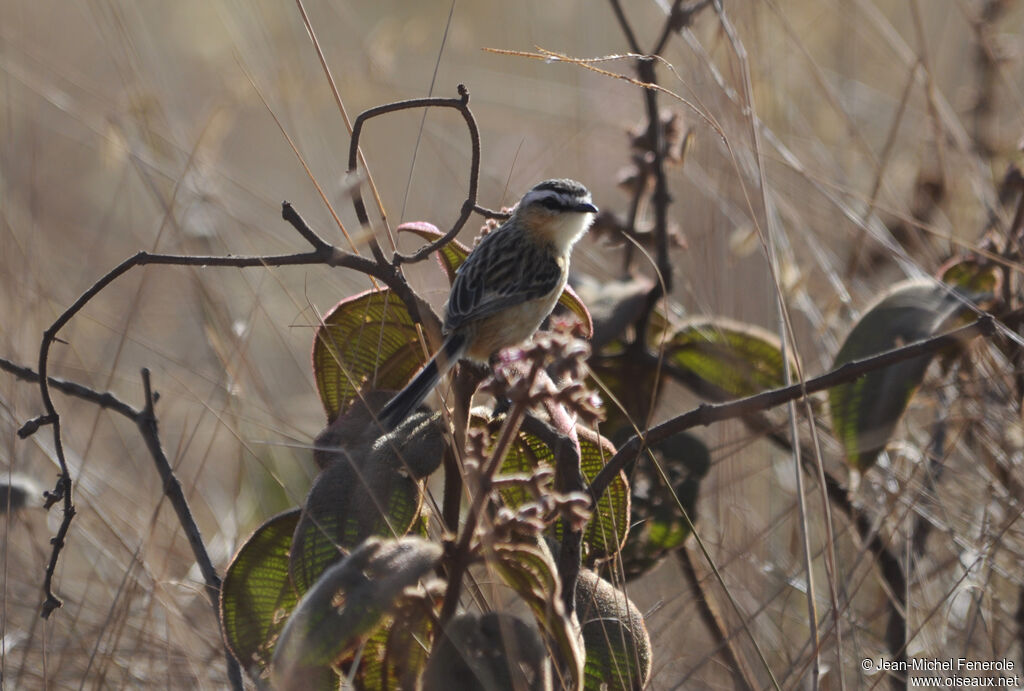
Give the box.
[537,197,565,211]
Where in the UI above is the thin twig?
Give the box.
[294,0,395,252]
[590,315,995,501]
[438,360,542,626]
[14,84,485,685]
[136,370,245,691]
[1,357,244,689]
[346,86,484,266]
[676,546,757,690]
[0,358,136,419]
[14,197,437,684]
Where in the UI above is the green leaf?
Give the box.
[398,222,593,339]
[348,602,435,691]
[939,258,1000,301]
[490,541,584,690]
[422,613,551,691]
[312,289,425,423]
[291,411,445,594]
[666,317,794,399]
[272,537,442,691]
[620,432,711,580]
[575,429,629,561]
[492,422,629,563]
[398,222,470,284]
[829,279,971,470]
[575,569,651,691]
[220,509,302,680]
[587,351,659,440]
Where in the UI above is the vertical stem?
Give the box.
[438,361,541,626]
[553,436,584,615]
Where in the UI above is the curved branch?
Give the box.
[17,199,441,687]
[4,359,244,688]
[346,85,484,266]
[590,314,995,501]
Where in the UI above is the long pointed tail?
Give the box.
[378,333,467,431]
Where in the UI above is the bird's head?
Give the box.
[515,178,598,253]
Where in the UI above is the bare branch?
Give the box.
[590,314,996,501]
[346,85,484,266]
[522,412,584,615]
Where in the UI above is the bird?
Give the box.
[377,178,598,430]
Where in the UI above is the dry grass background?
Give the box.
[2,0,1023,688]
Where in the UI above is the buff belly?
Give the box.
[460,287,566,362]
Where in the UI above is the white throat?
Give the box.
[547,211,595,255]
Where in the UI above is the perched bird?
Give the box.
[378,178,598,430]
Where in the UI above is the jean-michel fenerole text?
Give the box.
[872,658,1015,673]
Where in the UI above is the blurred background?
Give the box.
[2,0,1023,687]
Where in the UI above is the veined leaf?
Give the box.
[291,411,444,594]
[558,284,594,340]
[347,601,435,691]
[398,222,470,284]
[220,509,301,681]
[312,289,425,423]
[620,432,710,580]
[573,428,629,561]
[422,613,551,691]
[272,537,442,691]
[666,317,793,400]
[829,279,972,470]
[491,420,629,563]
[575,569,651,691]
[490,541,584,691]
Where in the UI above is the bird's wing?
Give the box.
[444,227,563,333]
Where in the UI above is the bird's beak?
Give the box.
[576,201,599,213]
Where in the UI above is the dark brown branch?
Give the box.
[637,53,673,306]
[590,314,995,501]
[21,202,429,617]
[279,203,442,336]
[346,85,484,266]
[608,0,642,54]
[3,360,243,687]
[609,0,709,348]
[652,0,711,55]
[281,200,333,251]
[1,357,137,419]
[17,81,489,685]
[4,356,244,689]
[137,370,219,601]
[473,204,510,220]
[16,197,439,687]
[442,364,486,532]
[439,360,543,626]
[522,413,584,615]
[136,370,245,691]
